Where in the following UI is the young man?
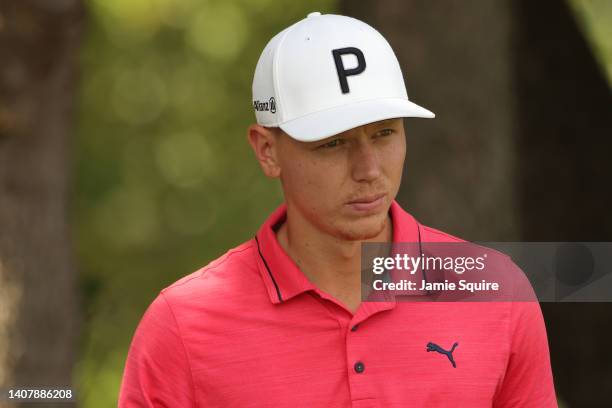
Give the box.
[119,12,557,407]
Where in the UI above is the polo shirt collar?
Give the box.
[254,199,423,305]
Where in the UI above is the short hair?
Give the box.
[265,126,284,137]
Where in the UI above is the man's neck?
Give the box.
[275,203,393,311]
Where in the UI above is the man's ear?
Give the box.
[247,124,281,178]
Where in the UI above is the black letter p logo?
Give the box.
[332,47,366,94]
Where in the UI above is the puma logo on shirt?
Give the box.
[426,341,459,368]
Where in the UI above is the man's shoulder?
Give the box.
[418,223,466,243]
[418,222,538,301]
[160,239,259,298]
[418,222,513,263]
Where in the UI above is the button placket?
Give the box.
[349,322,363,374]
[346,320,374,402]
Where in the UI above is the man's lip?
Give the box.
[347,193,386,204]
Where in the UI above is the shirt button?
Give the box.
[354,361,365,373]
[351,324,359,332]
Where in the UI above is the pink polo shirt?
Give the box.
[119,200,557,407]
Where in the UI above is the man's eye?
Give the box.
[319,139,343,148]
[375,128,394,137]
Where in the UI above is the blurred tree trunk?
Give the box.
[0,0,83,406]
[514,1,612,407]
[342,0,519,242]
[342,0,612,406]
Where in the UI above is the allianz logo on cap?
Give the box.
[253,97,276,113]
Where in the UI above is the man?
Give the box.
[119,12,557,407]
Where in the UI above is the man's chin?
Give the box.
[335,217,388,241]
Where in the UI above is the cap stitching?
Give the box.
[271,25,296,125]
[272,17,312,125]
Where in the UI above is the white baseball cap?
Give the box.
[252,12,434,142]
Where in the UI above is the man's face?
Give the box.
[275,118,406,241]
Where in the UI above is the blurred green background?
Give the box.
[72,0,612,406]
[570,0,612,82]
[73,0,335,406]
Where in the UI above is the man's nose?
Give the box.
[350,142,381,182]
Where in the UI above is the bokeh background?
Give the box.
[1,0,611,407]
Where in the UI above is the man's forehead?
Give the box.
[365,118,400,128]
[336,118,402,136]
[273,117,402,143]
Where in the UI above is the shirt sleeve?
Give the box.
[493,298,558,407]
[118,292,196,407]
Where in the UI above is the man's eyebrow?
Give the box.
[367,119,397,130]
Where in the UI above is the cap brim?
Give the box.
[279,97,434,142]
